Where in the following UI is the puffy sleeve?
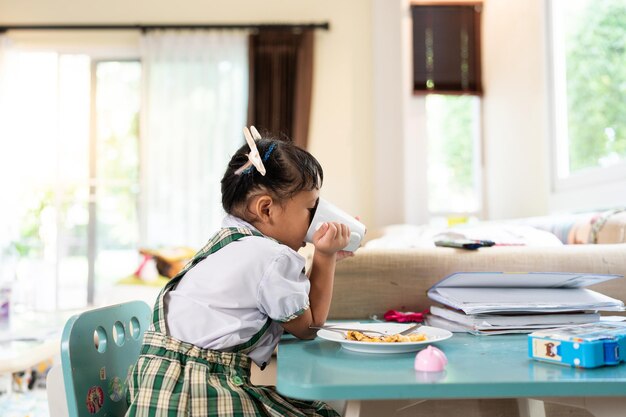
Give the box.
[257,250,310,323]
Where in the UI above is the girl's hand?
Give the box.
[335,250,355,262]
[335,216,362,262]
[312,222,350,256]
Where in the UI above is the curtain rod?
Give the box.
[0,23,330,33]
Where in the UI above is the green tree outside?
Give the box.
[565,0,626,172]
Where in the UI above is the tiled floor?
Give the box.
[0,389,49,417]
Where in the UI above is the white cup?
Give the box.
[305,198,366,252]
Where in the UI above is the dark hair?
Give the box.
[221,134,323,219]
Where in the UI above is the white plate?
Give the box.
[316,322,453,354]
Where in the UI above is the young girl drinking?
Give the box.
[126,127,352,417]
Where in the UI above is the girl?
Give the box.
[126,127,352,417]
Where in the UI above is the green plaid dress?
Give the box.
[125,227,340,417]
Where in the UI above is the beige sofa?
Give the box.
[330,210,626,319]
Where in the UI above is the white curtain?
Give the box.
[140,30,249,249]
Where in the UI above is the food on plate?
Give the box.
[346,331,427,343]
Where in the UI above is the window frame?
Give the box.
[546,0,626,202]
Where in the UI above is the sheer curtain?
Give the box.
[140,30,249,249]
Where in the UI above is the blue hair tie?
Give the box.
[263,143,276,162]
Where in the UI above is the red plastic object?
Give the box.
[383,309,429,323]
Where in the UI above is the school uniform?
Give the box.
[125,217,340,417]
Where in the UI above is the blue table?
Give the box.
[276,333,626,417]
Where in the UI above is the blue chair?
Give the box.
[47,301,151,417]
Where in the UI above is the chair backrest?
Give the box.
[60,301,152,417]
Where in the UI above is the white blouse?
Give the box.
[164,215,310,367]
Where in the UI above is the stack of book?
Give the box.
[424,272,625,335]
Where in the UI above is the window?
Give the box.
[411,4,484,219]
[92,61,141,303]
[549,0,626,188]
[426,95,482,216]
[0,51,140,311]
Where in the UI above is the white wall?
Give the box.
[371,0,408,227]
[481,0,551,219]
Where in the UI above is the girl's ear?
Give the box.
[252,195,273,224]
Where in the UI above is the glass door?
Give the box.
[0,52,141,311]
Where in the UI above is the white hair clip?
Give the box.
[250,126,262,140]
[235,126,266,176]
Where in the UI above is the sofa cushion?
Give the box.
[591,210,626,244]
[364,223,563,249]
[517,208,626,244]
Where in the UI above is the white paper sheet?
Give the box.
[428,287,625,314]
[429,305,600,328]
